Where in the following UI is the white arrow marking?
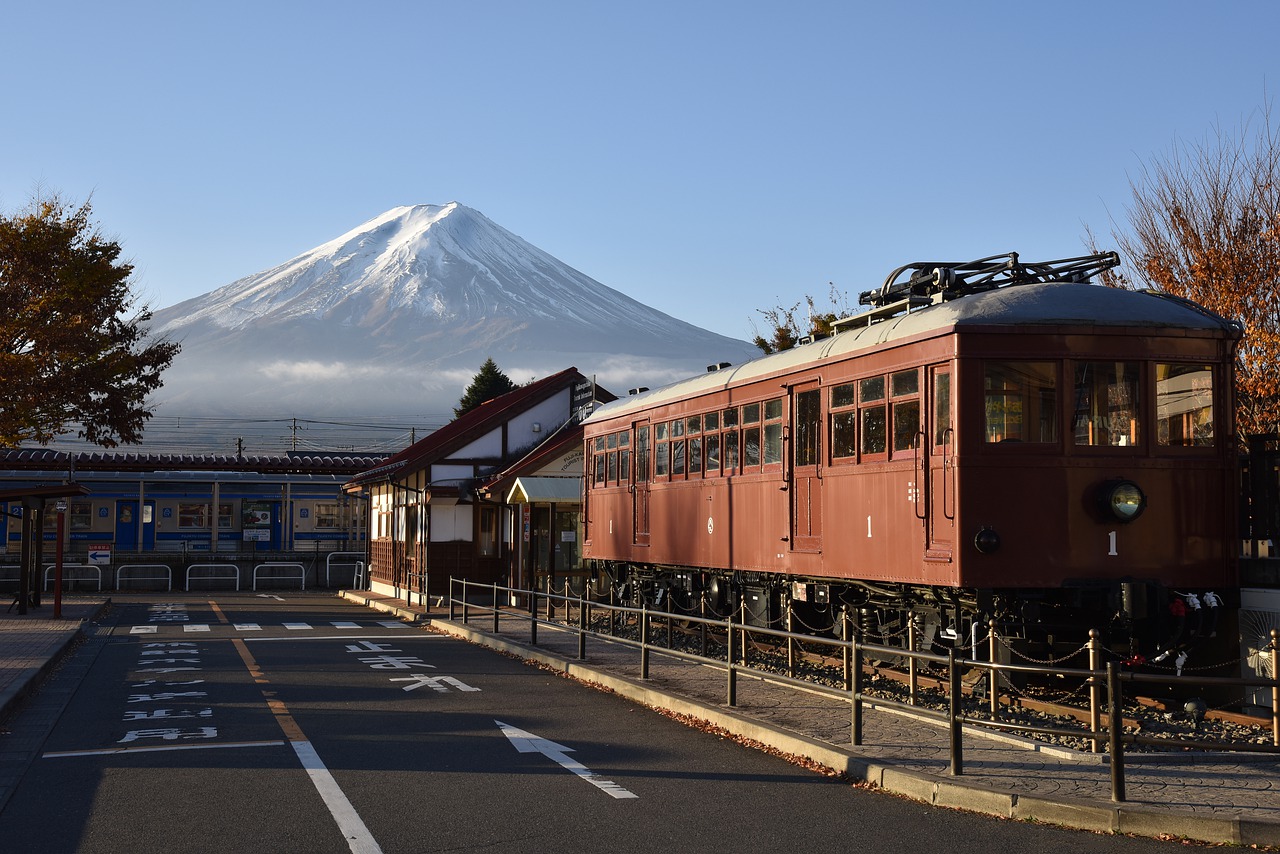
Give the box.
[496,720,637,799]
[256,594,285,601]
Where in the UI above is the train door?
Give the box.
[633,420,651,546]
[115,500,156,552]
[925,365,954,559]
[790,381,822,552]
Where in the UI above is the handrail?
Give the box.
[185,564,240,591]
[117,564,173,592]
[444,576,1280,803]
[252,562,305,591]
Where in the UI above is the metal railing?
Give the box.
[116,564,173,591]
[41,565,102,592]
[446,577,1280,803]
[325,552,366,588]
[185,564,241,591]
[252,562,306,591]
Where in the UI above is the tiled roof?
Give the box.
[0,449,384,476]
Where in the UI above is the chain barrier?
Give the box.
[996,634,1089,665]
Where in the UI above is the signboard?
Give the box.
[88,547,112,566]
[242,502,273,528]
[243,529,270,542]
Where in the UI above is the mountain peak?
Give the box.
[148,203,758,419]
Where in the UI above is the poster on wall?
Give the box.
[242,501,273,541]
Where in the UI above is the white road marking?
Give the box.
[43,739,285,758]
[496,720,638,799]
[235,623,262,631]
[183,624,211,632]
[375,622,408,629]
[129,626,157,634]
[291,739,384,854]
[283,623,312,630]
[331,622,360,628]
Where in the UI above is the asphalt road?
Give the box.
[0,593,1171,853]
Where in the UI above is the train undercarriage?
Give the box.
[589,560,1234,665]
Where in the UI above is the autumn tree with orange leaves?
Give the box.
[1091,103,1280,443]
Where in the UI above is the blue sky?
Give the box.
[3,1,1276,341]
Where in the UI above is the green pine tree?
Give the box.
[454,358,517,418]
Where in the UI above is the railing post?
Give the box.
[493,582,500,634]
[1108,661,1126,802]
[578,588,586,660]
[1271,629,1278,747]
[726,606,737,706]
[851,621,863,746]
[948,647,963,776]
[908,616,918,706]
[700,592,708,657]
[1089,628,1102,753]
[529,587,538,645]
[739,601,749,668]
[786,600,796,679]
[841,607,851,691]
[448,577,456,622]
[988,619,999,717]
[462,581,470,624]
[640,603,650,679]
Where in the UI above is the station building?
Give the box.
[343,367,613,608]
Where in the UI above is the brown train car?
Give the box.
[582,254,1241,653]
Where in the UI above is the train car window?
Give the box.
[933,372,952,447]
[722,407,738,427]
[743,402,760,424]
[636,425,651,482]
[724,429,739,471]
[687,415,701,435]
[830,383,857,462]
[860,376,885,403]
[689,436,703,474]
[831,383,855,408]
[70,501,93,531]
[314,503,340,528]
[704,411,719,431]
[608,448,619,482]
[795,389,821,466]
[890,370,921,456]
[592,436,607,486]
[179,503,210,529]
[763,398,783,466]
[861,406,887,455]
[893,400,921,452]
[671,418,685,438]
[672,437,687,475]
[1073,361,1141,447]
[891,369,919,397]
[705,433,721,473]
[831,410,857,459]
[985,362,1058,443]
[744,425,761,467]
[218,503,234,528]
[1156,363,1215,447]
[655,436,670,477]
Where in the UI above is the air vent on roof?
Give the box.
[706,362,732,372]
[628,387,649,396]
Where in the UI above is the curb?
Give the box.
[0,599,112,724]
[424,614,1280,848]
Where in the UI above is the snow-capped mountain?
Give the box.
[149,203,759,418]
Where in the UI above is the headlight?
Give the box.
[1099,479,1146,523]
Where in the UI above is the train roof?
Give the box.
[586,283,1240,425]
